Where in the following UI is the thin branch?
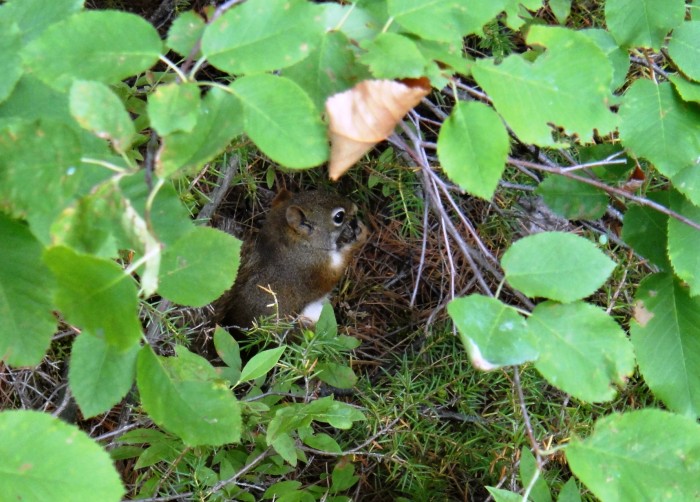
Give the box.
[509,157,700,232]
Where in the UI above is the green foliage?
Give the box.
[0,410,124,501]
[567,409,700,500]
[1,0,700,499]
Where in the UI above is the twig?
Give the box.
[508,157,700,232]
[204,447,272,497]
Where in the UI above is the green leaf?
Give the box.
[167,11,205,58]
[668,22,700,81]
[119,172,195,247]
[549,0,571,24]
[22,10,162,91]
[519,447,551,502]
[0,0,83,43]
[137,345,241,446]
[69,333,139,418]
[448,295,537,370]
[388,0,507,41]
[670,74,700,104]
[45,246,142,349]
[159,227,241,307]
[239,346,286,383]
[264,480,303,499]
[147,83,200,136]
[69,80,135,154]
[156,87,243,177]
[360,33,429,79]
[557,478,581,502]
[567,409,700,500]
[501,232,616,303]
[605,0,685,50]
[306,397,365,429]
[202,0,322,74]
[619,80,700,178]
[502,0,544,30]
[437,100,510,200]
[231,75,328,168]
[529,301,635,403]
[283,30,367,110]
[0,119,82,243]
[579,29,629,91]
[315,303,338,339]
[271,432,298,466]
[214,326,241,373]
[486,487,523,502]
[630,273,700,417]
[473,26,617,146]
[0,410,124,501]
[621,193,670,270]
[0,214,57,366]
[331,462,359,493]
[317,363,357,389]
[668,193,700,296]
[535,175,608,220]
[0,18,22,104]
[672,163,700,207]
[303,433,342,454]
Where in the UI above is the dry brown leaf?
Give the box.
[326,78,430,180]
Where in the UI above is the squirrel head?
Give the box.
[267,189,368,259]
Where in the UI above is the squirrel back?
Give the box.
[214,189,368,329]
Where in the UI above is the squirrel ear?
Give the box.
[272,189,293,207]
[286,205,312,235]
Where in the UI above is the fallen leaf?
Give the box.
[326,78,430,180]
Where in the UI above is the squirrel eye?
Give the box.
[332,208,345,226]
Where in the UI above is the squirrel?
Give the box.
[214,189,368,330]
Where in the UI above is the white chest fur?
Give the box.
[329,250,344,272]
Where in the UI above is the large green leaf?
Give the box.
[630,273,700,418]
[567,409,700,500]
[621,192,670,270]
[672,163,700,207]
[69,80,135,154]
[156,87,243,177]
[22,10,162,91]
[619,80,700,178]
[137,345,241,446]
[44,246,142,349]
[519,447,552,502]
[605,0,685,50]
[0,119,82,243]
[448,294,537,370]
[0,214,57,366]
[231,75,328,168]
[0,18,22,104]
[0,410,124,501]
[437,100,510,200]
[535,175,608,220]
[529,302,635,402]
[670,74,700,104]
[668,21,700,82]
[668,193,700,296]
[166,10,205,58]
[147,82,200,136]
[502,0,544,30]
[578,29,629,91]
[501,232,616,303]
[283,30,367,110]
[202,0,322,74]
[69,333,139,418]
[388,0,507,41]
[159,226,242,307]
[473,26,617,146]
[0,0,83,43]
[359,32,430,79]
